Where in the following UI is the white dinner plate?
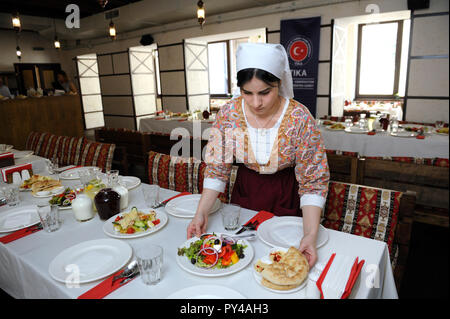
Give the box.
[120,176,141,191]
[59,166,99,180]
[390,131,417,138]
[103,208,168,239]
[12,150,33,159]
[165,194,222,218]
[257,216,329,249]
[344,127,369,134]
[176,234,254,277]
[167,285,246,299]
[32,186,65,198]
[48,238,132,284]
[434,129,448,136]
[1,145,14,152]
[0,205,40,233]
[252,247,307,294]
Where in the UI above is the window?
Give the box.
[207,38,248,97]
[355,20,407,99]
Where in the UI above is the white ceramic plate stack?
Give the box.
[252,247,307,294]
[165,194,222,218]
[167,285,246,299]
[103,208,168,239]
[176,235,254,277]
[0,205,40,233]
[257,216,329,249]
[390,131,417,138]
[344,127,369,134]
[11,150,34,159]
[120,176,141,190]
[58,166,100,180]
[32,185,65,198]
[48,239,132,284]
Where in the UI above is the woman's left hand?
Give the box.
[299,233,318,268]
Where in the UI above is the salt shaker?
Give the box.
[72,193,95,222]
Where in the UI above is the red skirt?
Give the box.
[230,164,302,217]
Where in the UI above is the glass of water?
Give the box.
[142,185,160,208]
[4,184,20,207]
[37,204,61,232]
[136,244,163,285]
[221,204,241,231]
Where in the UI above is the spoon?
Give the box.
[111,260,138,286]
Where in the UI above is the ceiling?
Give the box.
[0,0,348,43]
[0,0,141,19]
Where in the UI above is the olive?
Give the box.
[214,239,220,245]
[190,258,196,264]
[238,253,245,259]
[222,242,226,247]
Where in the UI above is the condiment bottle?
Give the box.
[107,170,129,211]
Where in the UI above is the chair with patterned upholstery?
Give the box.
[76,139,116,173]
[147,150,238,203]
[322,181,415,290]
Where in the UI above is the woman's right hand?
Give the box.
[187,212,208,239]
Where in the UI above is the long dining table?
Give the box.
[0,157,398,299]
[139,116,449,159]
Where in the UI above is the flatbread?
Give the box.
[31,180,62,194]
[261,277,300,291]
[261,247,309,287]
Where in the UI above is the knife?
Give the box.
[235,220,257,235]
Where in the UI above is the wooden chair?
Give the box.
[325,150,359,184]
[322,181,415,290]
[357,157,449,228]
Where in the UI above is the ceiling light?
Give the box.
[109,20,116,40]
[54,36,61,49]
[197,0,205,28]
[16,46,22,60]
[12,13,21,31]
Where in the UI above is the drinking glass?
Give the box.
[78,169,91,187]
[37,204,61,232]
[4,184,20,207]
[390,117,399,133]
[220,204,241,231]
[142,185,160,208]
[136,244,163,285]
[435,121,444,129]
[344,116,353,128]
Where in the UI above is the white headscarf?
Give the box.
[233,43,294,99]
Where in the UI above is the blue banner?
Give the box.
[281,17,321,117]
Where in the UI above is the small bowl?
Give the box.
[51,186,65,194]
[36,191,51,196]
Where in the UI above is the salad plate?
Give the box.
[167,285,246,299]
[390,131,417,138]
[59,166,99,180]
[257,216,329,249]
[165,194,222,218]
[103,207,168,239]
[120,176,141,191]
[48,187,82,209]
[176,233,254,277]
[48,239,132,284]
[252,247,307,294]
[0,205,40,233]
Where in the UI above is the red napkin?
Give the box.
[163,192,191,204]
[1,163,32,183]
[367,131,376,135]
[178,119,188,122]
[77,269,135,299]
[243,210,275,230]
[0,225,42,244]
[316,253,336,299]
[416,135,425,139]
[341,258,365,299]
[58,165,81,173]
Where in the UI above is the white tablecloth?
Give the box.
[0,164,398,299]
[139,117,214,140]
[320,127,449,158]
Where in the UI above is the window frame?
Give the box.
[355,20,404,100]
[208,39,232,99]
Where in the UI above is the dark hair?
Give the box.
[237,68,280,88]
